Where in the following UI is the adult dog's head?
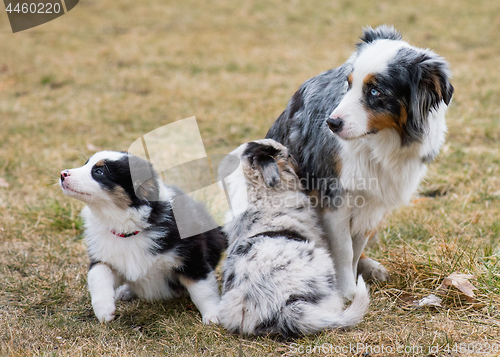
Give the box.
[327,25,454,148]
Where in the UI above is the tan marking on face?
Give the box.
[273,153,302,190]
[363,73,377,86]
[334,154,342,176]
[275,155,288,173]
[95,160,105,167]
[347,73,354,86]
[110,186,132,209]
[367,111,399,132]
[367,105,408,137]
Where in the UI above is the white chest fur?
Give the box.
[82,207,181,283]
[338,130,428,233]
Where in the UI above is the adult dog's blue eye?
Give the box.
[370,88,380,96]
[94,168,104,175]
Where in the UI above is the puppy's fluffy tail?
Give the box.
[324,276,370,329]
[221,276,370,337]
[281,276,370,336]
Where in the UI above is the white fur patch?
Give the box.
[180,272,221,324]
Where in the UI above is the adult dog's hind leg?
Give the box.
[352,232,370,278]
[356,231,390,282]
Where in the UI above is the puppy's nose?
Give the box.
[60,170,70,181]
[327,117,344,133]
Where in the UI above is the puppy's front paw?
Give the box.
[202,313,220,325]
[358,257,390,282]
[92,299,116,323]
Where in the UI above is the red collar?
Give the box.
[111,230,140,238]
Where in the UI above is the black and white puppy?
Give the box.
[218,139,369,337]
[266,25,454,298]
[60,151,227,324]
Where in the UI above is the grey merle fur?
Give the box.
[218,139,369,337]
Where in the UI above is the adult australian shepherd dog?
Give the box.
[266,25,453,299]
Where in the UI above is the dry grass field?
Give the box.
[1,0,500,356]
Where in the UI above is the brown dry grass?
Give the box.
[1,0,500,356]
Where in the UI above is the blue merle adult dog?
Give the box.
[266,25,454,299]
[60,151,226,324]
[218,139,369,337]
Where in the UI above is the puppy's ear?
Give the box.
[404,53,453,146]
[243,142,281,187]
[128,155,160,201]
[136,177,159,201]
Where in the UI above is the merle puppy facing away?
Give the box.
[218,139,369,337]
[60,151,226,324]
[266,25,454,299]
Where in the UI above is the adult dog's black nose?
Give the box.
[327,117,344,133]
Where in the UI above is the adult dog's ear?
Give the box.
[243,142,281,187]
[404,53,454,146]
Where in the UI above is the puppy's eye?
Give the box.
[94,168,104,175]
[370,88,380,97]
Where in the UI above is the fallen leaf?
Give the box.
[439,272,477,302]
[398,293,415,303]
[0,177,9,188]
[413,294,443,308]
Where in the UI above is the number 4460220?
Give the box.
[5,2,62,14]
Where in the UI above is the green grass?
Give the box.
[1,0,500,355]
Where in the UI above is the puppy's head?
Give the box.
[60,151,161,209]
[236,139,299,190]
[327,25,454,146]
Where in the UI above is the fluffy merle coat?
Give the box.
[266,26,454,299]
[218,139,369,337]
[60,151,226,324]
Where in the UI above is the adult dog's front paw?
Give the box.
[358,257,390,282]
[92,298,116,323]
